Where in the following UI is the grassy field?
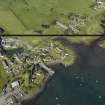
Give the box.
[0,0,103,34]
[0,10,26,34]
[0,64,8,92]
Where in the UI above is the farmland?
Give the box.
[0,0,104,34]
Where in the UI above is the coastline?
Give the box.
[21,70,55,105]
[2,35,105,105]
[21,62,72,105]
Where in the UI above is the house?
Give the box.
[95,0,105,9]
[11,81,19,88]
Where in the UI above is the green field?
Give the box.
[0,64,8,92]
[0,0,104,34]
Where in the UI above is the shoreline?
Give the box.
[2,35,105,105]
[21,69,55,105]
[21,73,50,101]
[21,63,71,105]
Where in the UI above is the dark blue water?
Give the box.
[23,44,105,105]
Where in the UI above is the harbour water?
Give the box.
[22,43,105,105]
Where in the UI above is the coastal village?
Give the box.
[0,0,105,105]
[0,36,76,105]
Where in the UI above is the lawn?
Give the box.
[0,10,26,34]
[0,64,8,92]
[20,70,44,94]
[0,0,100,34]
[18,36,50,46]
[67,36,99,45]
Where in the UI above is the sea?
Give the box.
[22,43,105,105]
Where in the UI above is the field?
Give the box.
[0,0,103,34]
[0,64,8,92]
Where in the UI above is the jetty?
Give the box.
[39,62,55,76]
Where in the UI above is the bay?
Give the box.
[23,43,105,105]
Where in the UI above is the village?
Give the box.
[0,0,105,105]
[0,36,76,105]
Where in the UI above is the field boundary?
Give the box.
[0,34,105,36]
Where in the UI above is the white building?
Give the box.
[11,81,19,88]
